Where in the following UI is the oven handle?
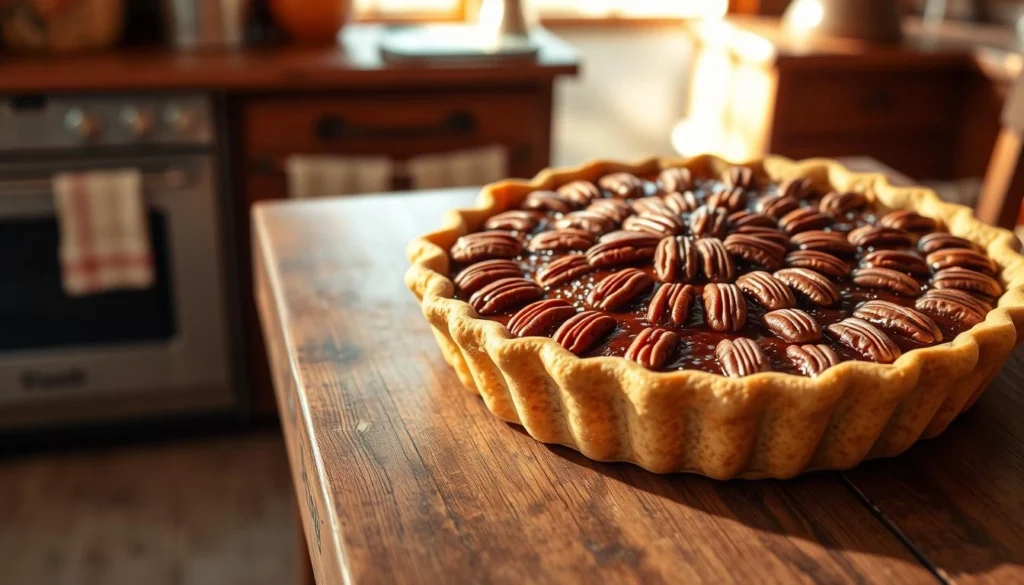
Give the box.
[0,168,190,195]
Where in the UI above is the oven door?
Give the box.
[0,155,233,424]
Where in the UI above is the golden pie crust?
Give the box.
[405,156,1024,478]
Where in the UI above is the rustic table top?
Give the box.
[253,159,1024,585]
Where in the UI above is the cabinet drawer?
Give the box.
[242,90,547,165]
[776,70,964,136]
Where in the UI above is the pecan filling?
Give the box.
[449,167,1003,377]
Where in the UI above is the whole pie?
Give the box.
[406,156,1024,478]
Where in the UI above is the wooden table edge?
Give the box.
[253,205,351,585]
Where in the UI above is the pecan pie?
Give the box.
[406,156,1024,478]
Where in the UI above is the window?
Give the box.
[354,0,465,21]
[354,0,740,21]
[532,0,729,19]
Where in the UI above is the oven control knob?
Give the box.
[164,105,198,135]
[121,107,155,138]
[64,108,103,140]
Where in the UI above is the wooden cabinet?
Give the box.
[774,70,964,136]
[242,88,552,199]
[682,17,1008,182]
[236,84,562,417]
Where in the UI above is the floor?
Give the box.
[0,429,297,585]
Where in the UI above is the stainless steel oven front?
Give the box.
[0,94,235,431]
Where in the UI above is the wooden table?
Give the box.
[253,159,1024,585]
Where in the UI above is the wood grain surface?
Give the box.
[251,173,1024,584]
[844,349,1024,585]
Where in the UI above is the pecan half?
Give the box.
[860,250,929,275]
[528,229,596,253]
[557,180,601,205]
[779,207,831,235]
[851,267,922,297]
[790,230,857,256]
[724,233,786,270]
[508,299,577,337]
[658,167,693,193]
[853,300,942,344]
[931,267,1002,298]
[587,268,654,311]
[625,327,680,369]
[654,236,698,283]
[696,237,736,283]
[847,225,914,249]
[732,226,790,247]
[587,198,634,223]
[469,277,544,315]
[702,283,748,332]
[918,232,978,254]
[716,338,770,377]
[756,194,800,220]
[451,231,523,263]
[454,259,521,293]
[586,231,660,268]
[722,166,755,189]
[916,288,991,327]
[785,250,850,279]
[554,210,616,235]
[647,283,696,326]
[689,205,729,238]
[774,268,840,306]
[485,210,542,232]
[706,186,746,213]
[926,248,996,274]
[663,190,699,214]
[728,210,775,229]
[630,197,676,219]
[763,308,822,343]
[536,254,594,288]
[622,213,685,237]
[787,344,841,376]
[779,177,815,200]
[819,191,868,216]
[880,210,939,233]
[736,270,796,310]
[552,310,617,355]
[826,318,901,363]
[522,190,575,213]
[598,172,645,198]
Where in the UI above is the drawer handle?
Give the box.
[314,111,477,141]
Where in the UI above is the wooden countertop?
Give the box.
[253,158,1024,585]
[690,16,1023,80]
[0,26,579,93]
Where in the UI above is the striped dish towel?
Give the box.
[53,169,154,296]
[286,155,393,198]
[406,144,508,190]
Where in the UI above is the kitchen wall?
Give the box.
[547,25,696,166]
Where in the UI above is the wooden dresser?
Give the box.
[682,17,1020,181]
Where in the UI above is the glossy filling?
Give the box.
[449,170,1000,376]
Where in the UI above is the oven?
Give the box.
[0,94,236,432]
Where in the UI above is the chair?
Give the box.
[976,71,1024,230]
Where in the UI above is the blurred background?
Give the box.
[1,0,1022,583]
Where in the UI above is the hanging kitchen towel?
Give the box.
[53,169,154,296]
[286,155,393,198]
[407,145,509,190]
